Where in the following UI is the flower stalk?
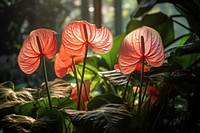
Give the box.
[36,36,52,109]
[72,57,80,110]
[123,73,132,100]
[77,24,88,110]
[138,36,145,115]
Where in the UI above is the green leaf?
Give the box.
[31,107,64,133]
[167,40,200,68]
[100,33,126,69]
[131,0,158,18]
[63,104,132,133]
[179,35,190,46]
[35,97,76,109]
[73,55,107,91]
[127,12,174,46]
[14,102,35,116]
[88,93,124,110]
[169,54,198,68]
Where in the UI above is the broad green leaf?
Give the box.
[63,104,132,133]
[131,0,158,18]
[167,39,200,68]
[31,107,63,133]
[35,97,76,109]
[100,33,126,70]
[179,35,190,46]
[127,12,174,47]
[126,20,143,33]
[13,97,76,117]
[72,55,107,91]
[169,54,198,68]
[88,93,124,110]
[14,102,35,116]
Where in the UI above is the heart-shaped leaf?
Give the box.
[31,107,64,133]
[63,104,132,133]
[88,94,124,110]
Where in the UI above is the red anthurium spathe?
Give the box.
[62,20,113,56]
[70,80,92,104]
[54,44,84,78]
[114,64,150,72]
[118,26,164,74]
[18,28,58,74]
[146,86,160,104]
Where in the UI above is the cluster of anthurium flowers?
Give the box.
[18,20,164,110]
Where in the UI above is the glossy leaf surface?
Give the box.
[63,104,132,133]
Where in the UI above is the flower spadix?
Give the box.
[18,28,58,74]
[118,26,164,74]
[62,20,113,55]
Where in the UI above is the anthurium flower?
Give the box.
[70,80,92,104]
[54,44,84,78]
[114,64,150,72]
[146,85,159,104]
[18,28,58,74]
[118,26,164,74]
[133,85,159,105]
[62,20,113,56]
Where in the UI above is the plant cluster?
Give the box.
[0,0,200,133]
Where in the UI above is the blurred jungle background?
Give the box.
[0,0,195,88]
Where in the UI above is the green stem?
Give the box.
[36,36,52,109]
[76,68,90,102]
[72,57,80,110]
[131,86,139,112]
[122,73,132,100]
[77,45,88,110]
[42,56,53,109]
[83,80,90,101]
[150,85,169,133]
[141,79,149,105]
[77,24,89,110]
[138,36,145,115]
